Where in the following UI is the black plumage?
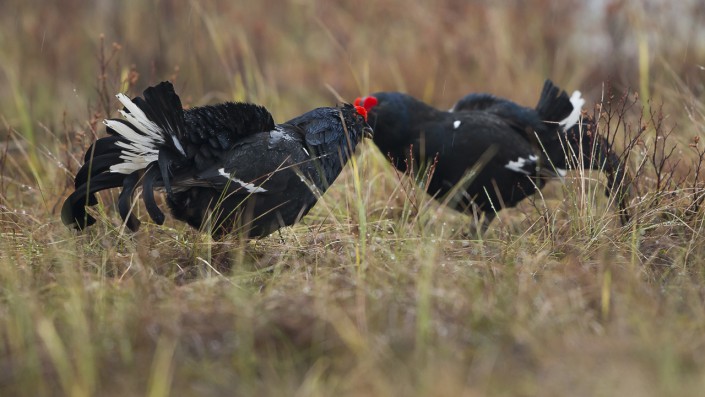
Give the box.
[62,81,372,237]
[359,80,630,232]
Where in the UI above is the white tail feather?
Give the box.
[559,91,585,130]
[117,93,186,157]
[107,93,165,174]
[115,93,164,139]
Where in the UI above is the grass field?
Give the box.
[2,0,705,396]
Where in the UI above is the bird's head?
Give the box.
[354,92,436,158]
[354,96,377,139]
[343,102,374,140]
[354,96,378,116]
[352,101,374,139]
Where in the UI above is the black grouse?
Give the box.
[356,80,629,232]
[62,81,372,237]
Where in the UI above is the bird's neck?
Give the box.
[310,136,359,186]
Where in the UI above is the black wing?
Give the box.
[182,102,276,170]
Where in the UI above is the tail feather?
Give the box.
[118,171,142,231]
[61,172,127,229]
[559,91,585,130]
[62,81,188,231]
[75,136,127,187]
[139,83,188,155]
[104,118,159,174]
[75,153,123,188]
[83,136,124,162]
[106,82,187,176]
[157,149,184,196]
[141,165,166,225]
[535,80,575,126]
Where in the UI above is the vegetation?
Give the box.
[1,0,705,395]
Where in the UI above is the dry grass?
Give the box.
[2,0,705,396]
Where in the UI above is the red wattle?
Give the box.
[363,96,378,110]
[354,105,368,121]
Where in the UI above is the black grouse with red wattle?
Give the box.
[357,80,630,232]
[62,81,372,237]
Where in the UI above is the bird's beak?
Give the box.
[363,126,374,139]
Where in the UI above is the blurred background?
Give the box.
[1,0,703,133]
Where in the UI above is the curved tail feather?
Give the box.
[141,165,166,225]
[118,171,142,231]
[61,172,127,228]
[62,81,188,231]
[559,91,585,130]
[534,79,586,133]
